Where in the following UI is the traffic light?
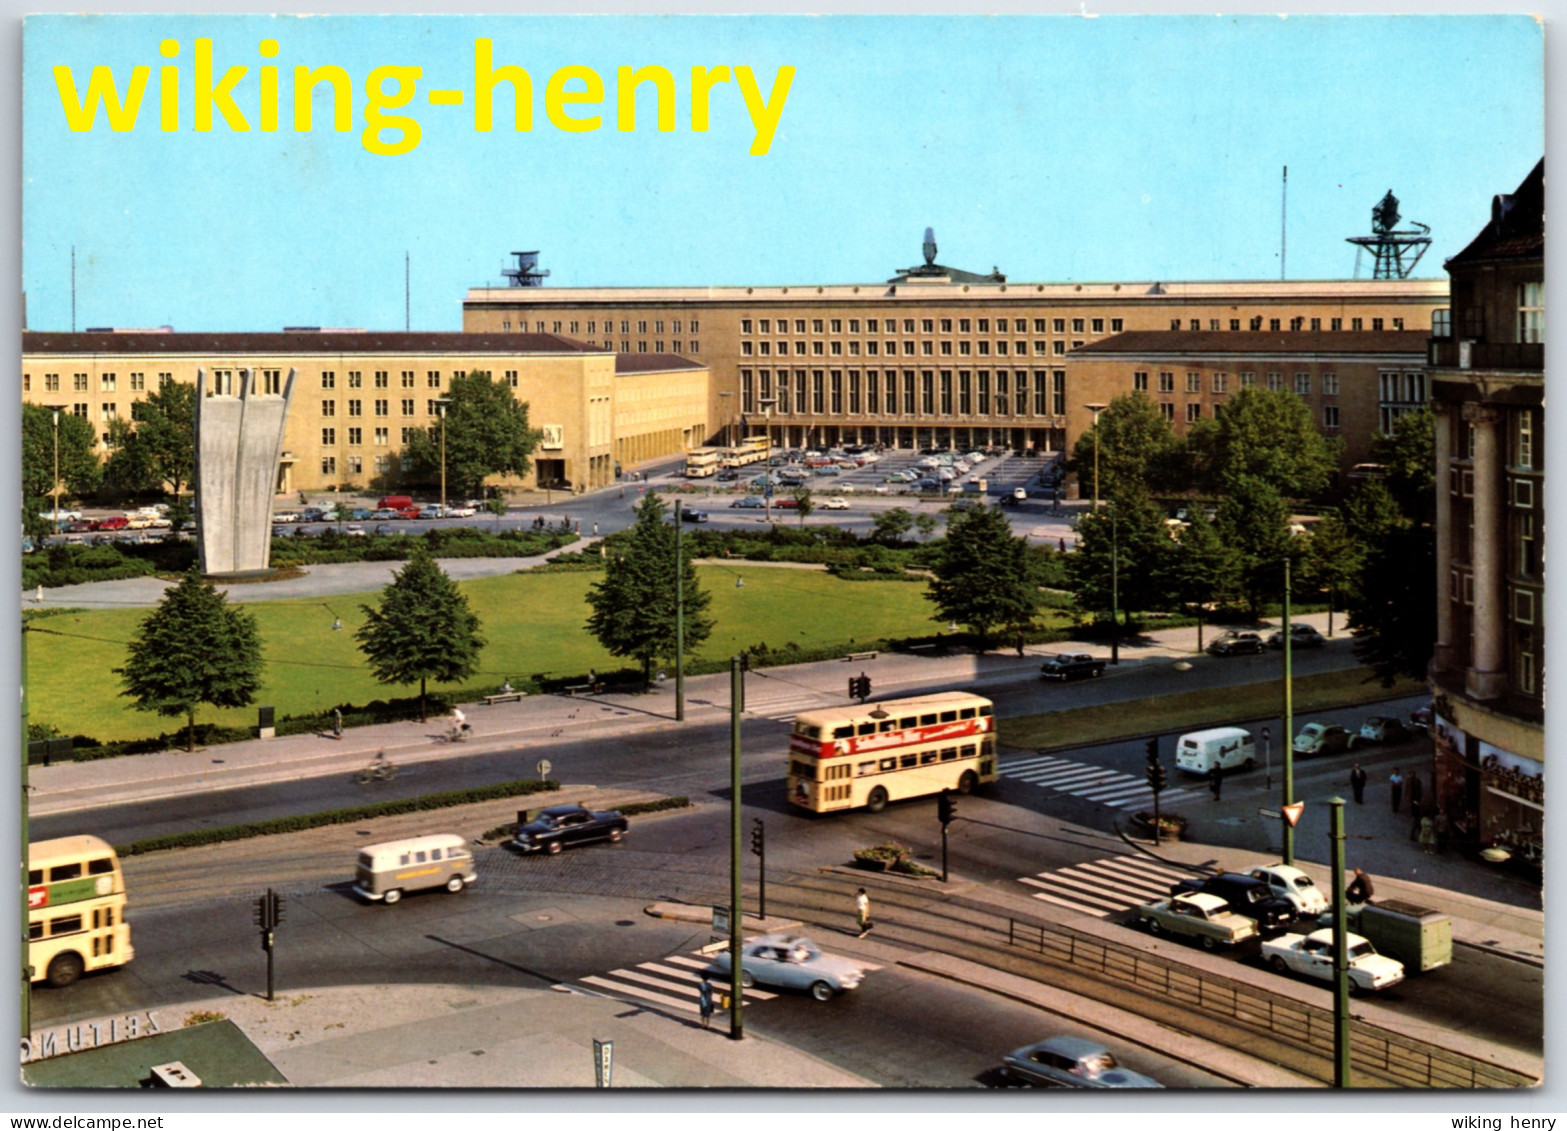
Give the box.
[750,818,765,857]
[937,790,956,826]
[270,890,286,925]
[1145,737,1159,765]
[1146,761,1167,794]
[252,894,269,929]
[849,673,871,702]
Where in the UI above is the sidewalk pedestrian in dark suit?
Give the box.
[1389,768,1404,813]
[698,977,715,1029]
[1208,765,1223,801]
[1349,764,1367,804]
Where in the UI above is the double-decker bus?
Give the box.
[28,835,133,987]
[786,692,997,814]
[719,436,772,469]
[684,448,721,478]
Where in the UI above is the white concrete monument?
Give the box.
[194,366,296,577]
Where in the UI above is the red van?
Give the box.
[377,495,414,511]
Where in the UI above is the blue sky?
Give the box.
[22,14,1543,332]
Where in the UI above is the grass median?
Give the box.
[1002,669,1427,751]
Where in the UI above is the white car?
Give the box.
[1261,928,1404,992]
[820,497,850,510]
[448,505,477,518]
[1246,864,1329,916]
[272,512,300,524]
[344,524,367,537]
[124,515,153,530]
[40,509,83,523]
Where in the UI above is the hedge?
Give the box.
[115,777,562,857]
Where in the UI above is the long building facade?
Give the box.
[463,245,1448,458]
[1425,159,1544,868]
[21,331,709,495]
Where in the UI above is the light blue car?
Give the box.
[708,934,865,1001]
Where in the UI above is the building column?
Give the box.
[1431,401,1455,675]
[1465,402,1506,700]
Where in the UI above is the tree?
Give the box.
[585,495,714,686]
[1349,525,1436,685]
[1165,507,1243,651]
[1069,393,1184,499]
[1370,406,1436,523]
[1212,475,1296,618]
[487,496,508,530]
[926,506,1039,648]
[22,403,101,506]
[102,382,196,499]
[793,487,814,526]
[399,371,542,498]
[871,507,915,544]
[1066,488,1175,622]
[914,513,939,542]
[1299,511,1363,637]
[115,568,264,751]
[356,548,485,721]
[1187,387,1338,499]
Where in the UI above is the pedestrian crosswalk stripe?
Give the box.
[1002,754,1215,812]
[1016,855,1205,918]
[579,975,700,1012]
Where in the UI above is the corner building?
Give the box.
[463,242,1446,455]
[1425,159,1544,865]
[21,331,709,495]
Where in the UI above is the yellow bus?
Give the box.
[786,692,997,814]
[684,448,721,478]
[28,835,133,987]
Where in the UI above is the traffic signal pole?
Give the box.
[675,501,685,722]
[728,656,744,1041]
[1283,556,1295,866]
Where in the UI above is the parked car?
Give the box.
[1293,722,1352,757]
[1408,701,1434,731]
[124,515,153,530]
[271,512,299,524]
[1206,631,1265,656]
[814,466,840,477]
[1244,863,1329,916]
[1268,624,1325,649]
[707,934,865,1001]
[1170,872,1295,930]
[395,507,422,520]
[681,509,710,523]
[1356,716,1415,747]
[1001,1036,1162,1089]
[730,496,765,509]
[64,520,95,534]
[511,804,628,855]
[350,508,374,521]
[39,509,83,523]
[1137,892,1258,950]
[774,498,799,509]
[716,469,740,482]
[820,497,850,510]
[1039,652,1106,681]
[421,504,448,519]
[1012,487,1028,501]
[1261,928,1405,992]
[95,516,129,531]
[343,524,367,537]
[301,507,329,522]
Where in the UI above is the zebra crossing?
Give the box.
[561,950,778,1014]
[1018,854,1204,918]
[749,691,830,723]
[1001,752,1204,812]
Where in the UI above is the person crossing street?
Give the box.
[855,888,872,937]
[1349,764,1367,804]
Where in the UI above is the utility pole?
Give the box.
[21,624,31,1040]
[1283,555,1296,865]
[675,500,685,722]
[437,400,448,518]
[51,407,60,535]
[405,251,410,332]
[1084,403,1106,510]
[1329,797,1351,1087]
[1110,504,1120,666]
[727,656,743,1040]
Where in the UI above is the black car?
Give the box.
[681,510,710,523]
[1039,652,1107,681]
[716,469,740,481]
[512,804,629,855]
[1207,631,1266,657]
[1268,624,1325,649]
[1170,872,1295,930]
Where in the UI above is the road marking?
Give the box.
[1017,855,1205,918]
[580,975,700,1013]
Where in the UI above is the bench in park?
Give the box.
[843,651,879,662]
[483,692,525,706]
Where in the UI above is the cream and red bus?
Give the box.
[786,692,997,814]
[28,835,133,987]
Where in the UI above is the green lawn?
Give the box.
[26,566,959,743]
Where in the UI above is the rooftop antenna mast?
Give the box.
[405,252,410,331]
[1280,166,1287,281]
[70,246,75,333]
[1346,190,1432,279]
[502,251,550,288]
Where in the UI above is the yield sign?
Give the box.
[1282,802,1305,827]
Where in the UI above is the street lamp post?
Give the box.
[51,407,60,535]
[1083,403,1107,510]
[434,399,450,517]
[1282,553,1296,866]
[1110,503,1120,666]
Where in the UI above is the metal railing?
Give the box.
[1006,917,1533,1089]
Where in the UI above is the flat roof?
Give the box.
[22,330,606,357]
[1071,329,1431,360]
[614,352,706,374]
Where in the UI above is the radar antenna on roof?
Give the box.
[1346,190,1431,279]
[502,251,550,288]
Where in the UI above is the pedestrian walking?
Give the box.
[592,521,599,536]
[1409,797,1423,840]
[1389,768,1404,813]
[1419,815,1437,855]
[1349,763,1367,804]
[855,887,872,936]
[697,976,715,1029]
[1058,537,1066,554]
[1345,868,1373,905]
[1208,764,1223,802]
[1408,771,1424,808]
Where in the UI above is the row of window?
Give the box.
[1172,316,1405,332]
[599,340,699,355]
[1133,370,1348,396]
[741,369,1068,418]
[499,318,700,336]
[742,338,1077,358]
[320,398,451,418]
[24,372,173,394]
[321,454,395,477]
[1139,402,1342,428]
[28,905,117,941]
[743,316,1120,336]
[321,426,404,446]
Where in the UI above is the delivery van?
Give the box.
[1175,726,1256,775]
[377,495,414,511]
[353,834,476,905]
